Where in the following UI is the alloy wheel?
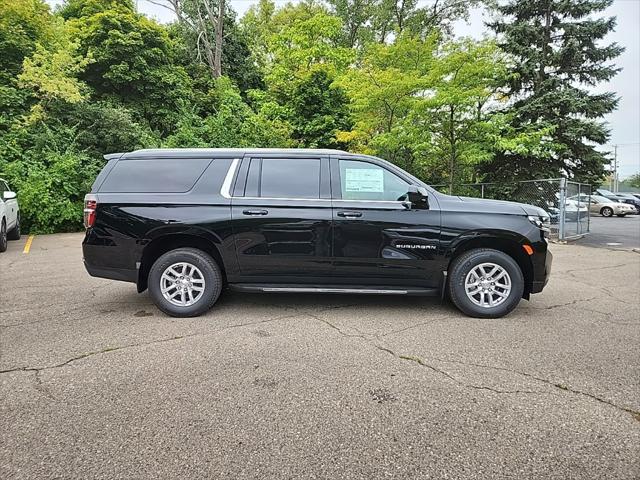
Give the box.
[160,262,206,307]
[464,262,512,308]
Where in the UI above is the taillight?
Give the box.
[84,194,97,229]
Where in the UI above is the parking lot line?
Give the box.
[23,235,34,254]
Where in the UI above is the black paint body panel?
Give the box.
[83,149,552,297]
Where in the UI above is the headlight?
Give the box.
[528,215,550,230]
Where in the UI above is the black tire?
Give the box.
[0,219,6,252]
[616,214,626,218]
[601,207,613,217]
[448,248,524,319]
[7,215,20,240]
[148,248,223,317]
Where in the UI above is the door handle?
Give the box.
[243,209,269,216]
[337,211,362,218]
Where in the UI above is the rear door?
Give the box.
[330,156,442,287]
[230,154,333,283]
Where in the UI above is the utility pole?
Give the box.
[613,144,619,193]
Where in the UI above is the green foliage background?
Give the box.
[0,0,622,233]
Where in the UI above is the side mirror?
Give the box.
[3,191,16,200]
[406,185,429,209]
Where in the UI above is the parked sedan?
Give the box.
[569,194,636,217]
[613,193,640,213]
[595,189,640,213]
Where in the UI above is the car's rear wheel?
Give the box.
[448,248,524,318]
[601,207,613,217]
[148,248,223,317]
[0,220,7,252]
[7,215,20,240]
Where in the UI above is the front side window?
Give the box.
[338,160,409,201]
[258,158,321,199]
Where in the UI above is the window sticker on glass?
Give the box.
[345,168,384,192]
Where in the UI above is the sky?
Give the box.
[46,0,640,178]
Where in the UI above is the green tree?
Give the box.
[0,0,53,84]
[626,173,640,190]
[0,121,101,233]
[339,35,552,185]
[486,0,624,184]
[337,34,439,175]
[18,18,89,114]
[67,0,193,135]
[165,77,292,149]
[289,69,352,148]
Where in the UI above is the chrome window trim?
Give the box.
[220,158,240,198]
[236,196,406,207]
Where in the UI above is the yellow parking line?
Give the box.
[23,235,34,254]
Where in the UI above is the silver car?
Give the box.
[569,194,636,217]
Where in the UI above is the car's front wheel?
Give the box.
[601,207,613,217]
[448,248,524,318]
[0,220,7,252]
[7,215,20,240]
[148,248,223,317]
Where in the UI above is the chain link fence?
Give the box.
[431,179,592,241]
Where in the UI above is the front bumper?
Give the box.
[530,246,552,294]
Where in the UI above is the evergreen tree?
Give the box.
[485,0,624,184]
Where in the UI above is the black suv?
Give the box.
[83,149,552,318]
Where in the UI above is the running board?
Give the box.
[228,284,439,296]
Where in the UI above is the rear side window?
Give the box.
[253,158,321,199]
[99,158,211,193]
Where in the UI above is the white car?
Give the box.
[0,178,20,252]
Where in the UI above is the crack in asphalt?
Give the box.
[307,313,548,395]
[561,262,630,276]
[391,349,640,420]
[308,312,640,420]
[378,348,546,395]
[0,313,299,382]
[380,315,457,337]
[527,295,602,311]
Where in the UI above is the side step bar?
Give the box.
[228,284,439,296]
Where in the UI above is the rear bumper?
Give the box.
[84,261,137,283]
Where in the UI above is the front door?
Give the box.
[0,180,17,230]
[331,157,442,287]
[231,155,333,283]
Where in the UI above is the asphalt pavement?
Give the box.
[577,214,640,250]
[1,233,639,479]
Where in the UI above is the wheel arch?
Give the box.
[446,233,534,298]
[138,233,227,293]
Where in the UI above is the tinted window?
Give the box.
[260,158,320,199]
[338,160,409,201]
[99,159,211,193]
